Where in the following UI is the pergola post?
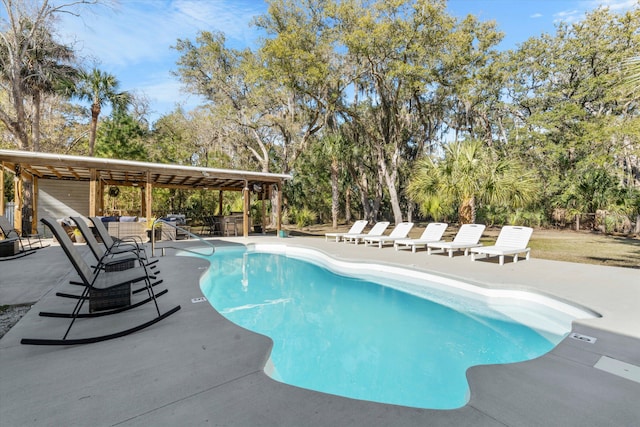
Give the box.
[140,186,146,217]
[243,181,250,237]
[0,162,5,216]
[218,190,223,215]
[89,168,98,217]
[98,181,104,215]
[31,176,38,233]
[145,171,152,220]
[276,183,282,234]
[261,188,266,234]
[13,164,22,234]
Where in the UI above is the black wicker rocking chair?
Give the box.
[20,218,180,345]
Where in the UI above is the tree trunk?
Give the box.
[349,163,373,223]
[459,196,476,224]
[376,146,403,224]
[89,103,100,156]
[345,186,351,223]
[359,185,372,223]
[21,176,34,235]
[33,92,41,152]
[331,157,339,229]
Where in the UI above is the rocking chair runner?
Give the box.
[21,217,180,346]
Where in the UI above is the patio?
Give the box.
[1,235,639,426]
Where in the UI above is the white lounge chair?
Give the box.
[427,224,485,257]
[394,222,448,253]
[325,220,368,242]
[363,222,414,248]
[470,226,533,265]
[343,221,390,245]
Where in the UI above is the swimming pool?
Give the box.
[197,244,597,409]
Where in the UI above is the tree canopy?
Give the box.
[2,0,639,231]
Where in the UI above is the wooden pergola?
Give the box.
[0,150,290,237]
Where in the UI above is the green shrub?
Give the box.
[479,205,507,226]
[295,208,316,228]
[508,209,546,227]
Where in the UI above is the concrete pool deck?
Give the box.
[1,235,639,426]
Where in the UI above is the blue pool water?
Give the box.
[198,246,583,409]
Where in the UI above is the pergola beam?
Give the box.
[0,150,289,235]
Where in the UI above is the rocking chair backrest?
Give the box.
[0,216,19,239]
[41,217,94,285]
[88,217,117,248]
[71,217,106,261]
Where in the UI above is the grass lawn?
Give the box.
[288,224,640,269]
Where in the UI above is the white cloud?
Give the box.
[552,9,581,23]
[138,78,206,120]
[174,0,263,46]
[530,13,543,18]
[54,0,266,121]
[552,0,637,24]
[585,0,638,11]
[58,0,263,68]
[554,9,580,18]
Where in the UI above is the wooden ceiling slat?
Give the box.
[46,165,63,178]
[67,166,81,179]
[28,166,44,178]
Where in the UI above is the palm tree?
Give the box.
[0,16,76,151]
[21,22,78,151]
[407,140,539,224]
[75,68,131,156]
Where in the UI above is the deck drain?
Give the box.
[569,332,597,344]
[191,297,207,304]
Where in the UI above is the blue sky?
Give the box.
[53,0,638,122]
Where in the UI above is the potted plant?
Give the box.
[251,204,263,233]
[146,217,163,241]
[73,228,85,243]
